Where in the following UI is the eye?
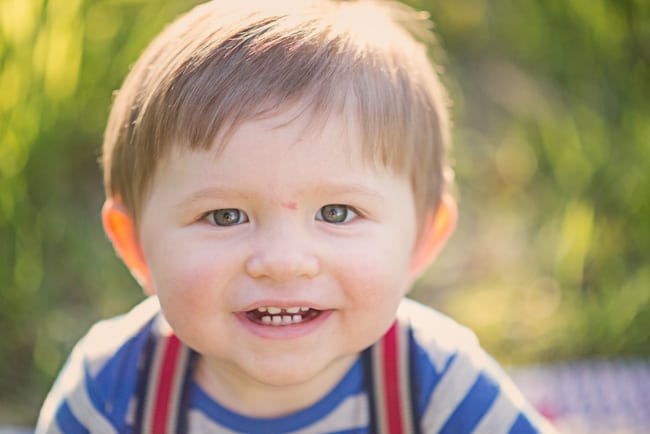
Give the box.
[205,209,249,226]
[316,204,358,224]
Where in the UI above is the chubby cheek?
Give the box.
[352,230,413,292]
[145,239,234,334]
[331,237,413,334]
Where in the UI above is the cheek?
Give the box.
[333,236,414,302]
[145,238,232,308]
[328,243,412,351]
[146,242,238,350]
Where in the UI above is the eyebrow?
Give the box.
[175,186,252,209]
[175,182,385,209]
[312,183,385,201]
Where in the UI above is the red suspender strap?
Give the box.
[367,319,420,434]
[136,317,416,433]
[139,330,192,434]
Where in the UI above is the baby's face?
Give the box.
[137,106,422,393]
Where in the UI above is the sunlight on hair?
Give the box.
[335,2,397,50]
[332,1,433,56]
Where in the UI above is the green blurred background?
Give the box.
[1,0,648,426]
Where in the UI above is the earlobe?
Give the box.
[102,198,155,294]
[409,194,457,279]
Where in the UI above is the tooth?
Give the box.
[267,307,282,314]
[286,307,300,314]
[272,316,283,325]
[257,307,268,312]
[292,315,302,323]
[261,316,272,324]
[300,307,310,312]
[282,315,292,324]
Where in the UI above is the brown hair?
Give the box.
[102,0,452,224]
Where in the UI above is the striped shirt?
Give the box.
[36,297,556,433]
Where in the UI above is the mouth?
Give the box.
[245,306,322,326]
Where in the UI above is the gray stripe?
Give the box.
[67,374,118,434]
[421,351,482,432]
[187,394,368,434]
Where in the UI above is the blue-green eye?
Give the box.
[316,204,358,224]
[206,209,249,226]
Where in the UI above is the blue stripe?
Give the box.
[439,372,499,434]
[56,401,90,433]
[415,349,455,416]
[508,413,539,434]
[361,345,378,434]
[407,326,422,434]
[82,361,105,419]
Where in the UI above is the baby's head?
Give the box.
[100,1,458,386]
[102,0,452,229]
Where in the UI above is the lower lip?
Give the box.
[235,310,334,340]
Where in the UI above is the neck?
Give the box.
[195,353,358,417]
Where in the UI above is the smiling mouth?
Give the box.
[245,306,322,326]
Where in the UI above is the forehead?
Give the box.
[173,100,379,171]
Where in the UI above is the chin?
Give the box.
[244,350,356,390]
[248,362,321,387]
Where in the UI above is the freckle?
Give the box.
[281,202,297,210]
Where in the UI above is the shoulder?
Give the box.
[82,296,161,369]
[397,297,480,370]
[398,298,556,433]
[36,297,162,433]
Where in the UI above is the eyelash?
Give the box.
[203,204,360,226]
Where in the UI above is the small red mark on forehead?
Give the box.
[281,201,297,210]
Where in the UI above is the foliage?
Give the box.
[0,0,648,425]
[408,0,650,366]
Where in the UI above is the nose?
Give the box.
[245,222,319,281]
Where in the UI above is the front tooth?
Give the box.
[285,307,300,314]
[257,307,268,312]
[271,316,283,325]
[292,315,302,323]
[300,307,310,312]
[267,307,282,314]
[282,315,292,324]
[261,316,272,324]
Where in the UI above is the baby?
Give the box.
[36,1,556,432]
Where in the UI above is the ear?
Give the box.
[102,198,155,295]
[409,194,457,279]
